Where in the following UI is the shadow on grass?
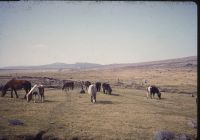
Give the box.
[96,100,113,104]
[160,97,167,100]
[152,97,167,100]
[147,97,167,101]
[110,93,120,96]
[101,93,120,96]
[44,100,59,103]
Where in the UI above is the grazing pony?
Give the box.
[84,81,91,90]
[95,82,101,92]
[102,83,112,95]
[62,81,74,92]
[1,79,31,99]
[27,84,45,103]
[88,84,97,103]
[147,85,161,99]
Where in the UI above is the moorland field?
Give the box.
[0,56,197,139]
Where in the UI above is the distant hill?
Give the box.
[0,62,102,70]
[0,56,197,70]
[120,56,197,69]
[95,56,197,69]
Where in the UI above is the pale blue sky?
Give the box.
[0,1,197,67]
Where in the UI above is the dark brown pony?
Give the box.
[95,82,101,92]
[102,83,112,95]
[1,79,31,99]
[84,81,91,90]
[62,81,74,91]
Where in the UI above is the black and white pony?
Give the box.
[147,85,161,99]
[26,84,45,103]
[88,84,97,103]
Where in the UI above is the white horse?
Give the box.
[26,84,44,103]
[88,84,97,103]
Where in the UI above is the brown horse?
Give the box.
[1,79,31,99]
[62,81,74,92]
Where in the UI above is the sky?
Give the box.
[0,1,197,67]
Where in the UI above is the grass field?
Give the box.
[0,66,197,139]
[0,87,197,139]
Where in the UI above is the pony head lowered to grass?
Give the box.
[147,85,161,99]
[1,79,31,99]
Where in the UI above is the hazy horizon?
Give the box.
[0,55,196,68]
[0,1,197,67]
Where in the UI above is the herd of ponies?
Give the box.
[0,78,161,103]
